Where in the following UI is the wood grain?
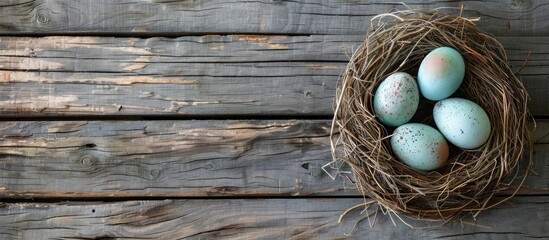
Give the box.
[0,120,546,198]
[0,1,546,238]
[0,0,548,36]
[0,35,546,116]
[0,197,547,239]
[0,120,338,198]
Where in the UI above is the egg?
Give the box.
[373,72,419,127]
[390,123,449,171]
[433,98,491,149]
[417,47,465,100]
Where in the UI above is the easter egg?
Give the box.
[417,47,465,100]
[373,72,419,127]
[390,123,449,171]
[433,98,491,149]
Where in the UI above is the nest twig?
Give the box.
[330,9,532,224]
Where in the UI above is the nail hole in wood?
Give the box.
[85,143,97,148]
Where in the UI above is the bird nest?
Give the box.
[330,9,532,225]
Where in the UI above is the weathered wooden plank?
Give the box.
[0,0,548,36]
[0,35,545,70]
[2,35,546,64]
[0,120,338,198]
[0,36,546,116]
[0,120,546,198]
[0,197,547,239]
[0,71,337,116]
[0,35,356,63]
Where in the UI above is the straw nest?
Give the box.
[330,9,532,225]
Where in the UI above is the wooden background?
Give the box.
[0,0,547,239]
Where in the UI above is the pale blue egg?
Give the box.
[417,47,465,100]
[390,123,449,171]
[433,98,491,149]
[373,72,419,127]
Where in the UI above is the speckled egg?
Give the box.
[417,47,465,100]
[390,123,449,171]
[433,98,491,149]
[373,72,419,127]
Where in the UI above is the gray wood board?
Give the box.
[0,35,546,116]
[0,0,547,36]
[0,120,546,198]
[0,197,547,239]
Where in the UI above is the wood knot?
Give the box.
[81,155,94,167]
[510,0,532,10]
[32,9,52,24]
[309,167,322,177]
[150,169,161,178]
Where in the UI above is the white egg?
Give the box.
[433,98,491,149]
